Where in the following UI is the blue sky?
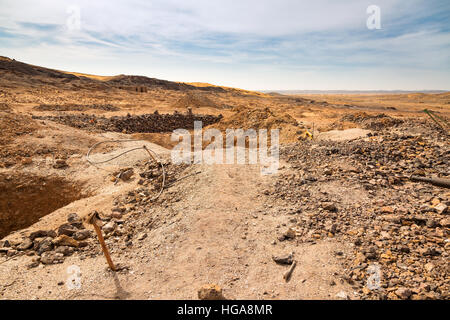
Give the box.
[0,0,449,90]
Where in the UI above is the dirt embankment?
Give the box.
[0,173,85,238]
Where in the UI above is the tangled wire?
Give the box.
[86,139,166,201]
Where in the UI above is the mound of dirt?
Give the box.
[106,75,225,92]
[106,75,190,91]
[172,92,220,110]
[208,107,304,143]
[327,112,403,131]
[0,56,78,80]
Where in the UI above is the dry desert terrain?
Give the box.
[0,56,449,300]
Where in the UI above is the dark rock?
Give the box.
[137,232,147,241]
[399,246,410,253]
[322,203,338,212]
[112,207,126,213]
[420,247,441,256]
[27,260,40,269]
[72,229,91,241]
[37,238,54,255]
[58,223,77,236]
[120,168,134,181]
[426,219,439,228]
[0,239,11,248]
[364,247,378,260]
[55,246,74,256]
[46,230,57,238]
[30,230,54,241]
[6,249,17,257]
[53,159,68,169]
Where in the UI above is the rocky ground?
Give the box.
[266,119,449,299]
[1,117,447,300]
[0,57,448,300]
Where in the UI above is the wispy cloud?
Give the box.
[0,0,449,90]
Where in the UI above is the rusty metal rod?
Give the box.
[423,109,449,134]
[283,260,297,282]
[410,175,450,189]
[87,211,116,271]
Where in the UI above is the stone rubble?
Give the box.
[32,111,222,134]
[265,119,449,300]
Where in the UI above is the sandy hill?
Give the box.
[0,57,237,94]
[0,56,79,81]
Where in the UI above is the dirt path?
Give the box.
[1,157,353,300]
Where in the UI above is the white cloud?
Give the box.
[0,0,449,90]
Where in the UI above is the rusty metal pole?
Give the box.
[86,211,116,271]
[283,260,297,282]
[423,109,449,135]
[410,175,450,189]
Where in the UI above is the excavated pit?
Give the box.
[0,173,84,239]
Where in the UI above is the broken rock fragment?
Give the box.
[72,229,91,241]
[272,253,294,265]
[434,203,448,214]
[41,251,64,265]
[52,235,79,247]
[17,238,33,251]
[55,245,74,256]
[119,168,134,181]
[53,159,68,169]
[278,228,296,241]
[198,284,226,300]
[102,221,116,234]
[322,202,338,212]
[36,237,54,255]
[30,230,56,241]
[58,223,77,236]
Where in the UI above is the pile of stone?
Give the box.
[340,112,403,130]
[32,111,222,134]
[0,206,141,267]
[0,213,91,267]
[116,161,188,209]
